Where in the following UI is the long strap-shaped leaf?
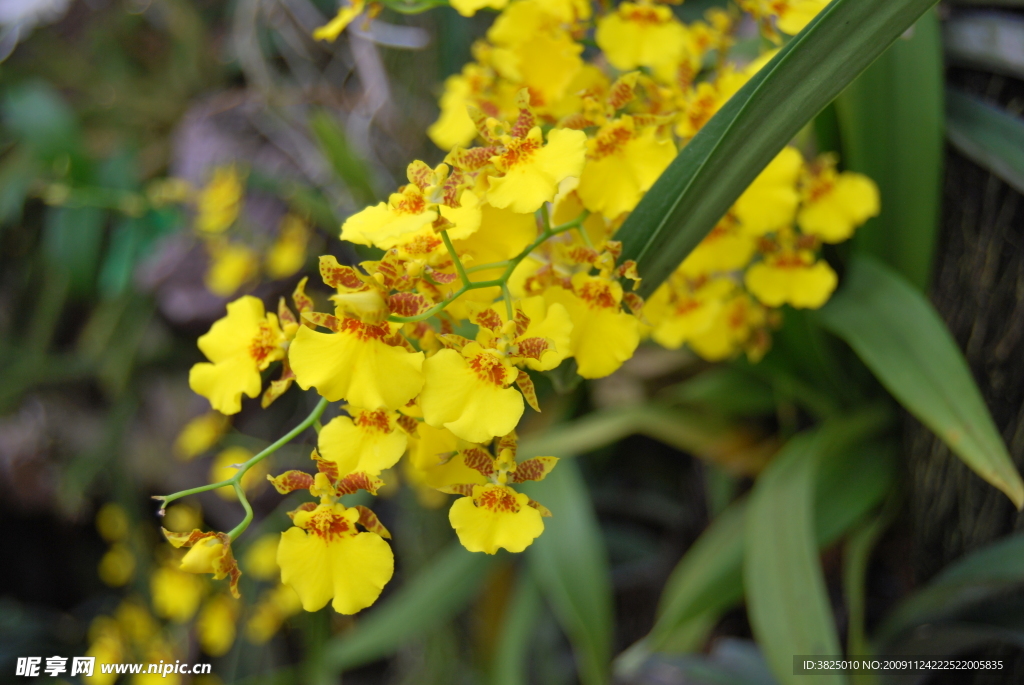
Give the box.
[618,0,939,297]
[616,412,894,677]
[946,88,1024,195]
[745,427,847,685]
[524,460,614,685]
[816,254,1024,509]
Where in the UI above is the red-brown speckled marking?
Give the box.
[449,146,498,172]
[475,308,503,332]
[355,409,392,433]
[476,486,519,513]
[685,89,719,133]
[591,121,634,160]
[393,188,428,215]
[607,80,636,112]
[340,317,390,341]
[516,337,550,361]
[389,293,430,317]
[293,278,314,314]
[568,246,599,265]
[577,279,617,310]
[320,260,365,290]
[516,371,540,412]
[513,309,531,337]
[313,450,340,481]
[622,5,664,25]
[462,448,496,478]
[396,414,419,435]
[306,508,353,541]
[288,501,317,520]
[336,472,383,496]
[499,136,542,170]
[468,351,510,386]
[770,252,811,269]
[511,457,556,483]
[270,470,315,494]
[407,162,433,189]
[163,528,217,548]
[249,322,279,364]
[509,104,537,140]
[354,505,391,538]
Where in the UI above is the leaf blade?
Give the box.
[946,88,1024,195]
[523,460,613,685]
[744,430,846,685]
[835,10,944,290]
[816,254,1024,508]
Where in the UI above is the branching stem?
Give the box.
[157,396,329,540]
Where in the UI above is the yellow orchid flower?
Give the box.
[277,502,394,614]
[195,166,242,234]
[797,158,880,243]
[595,1,689,73]
[543,272,640,379]
[317,408,409,477]
[288,312,425,410]
[162,528,242,598]
[451,0,508,18]
[188,296,287,415]
[420,341,524,443]
[732,146,803,237]
[576,115,677,220]
[745,249,838,309]
[442,436,557,554]
[313,0,365,42]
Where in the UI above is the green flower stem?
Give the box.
[440,229,471,289]
[157,397,330,538]
[229,481,254,540]
[387,210,589,325]
[502,284,515,319]
[465,259,513,274]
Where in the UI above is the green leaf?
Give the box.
[0,147,38,226]
[618,0,940,297]
[491,574,543,685]
[43,206,106,297]
[308,109,378,207]
[521,404,732,462]
[835,10,944,290]
[875,533,1024,646]
[816,254,1024,509]
[523,460,613,685]
[621,410,894,670]
[661,366,777,418]
[320,542,495,673]
[842,501,897,666]
[946,88,1024,195]
[2,81,79,159]
[744,430,846,685]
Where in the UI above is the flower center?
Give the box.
[476,486,520,513]
[355,409,392,433]
[307,509,352,541]
[340,317,390,341]
[249,322,279,364]
[591,123,633,160]
[468,351,510,387]
[499,136,542,170]
[577,280,618,310]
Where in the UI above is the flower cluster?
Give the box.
[161,0,880,616]
[86,503,303,681]
[191,166,312,297]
